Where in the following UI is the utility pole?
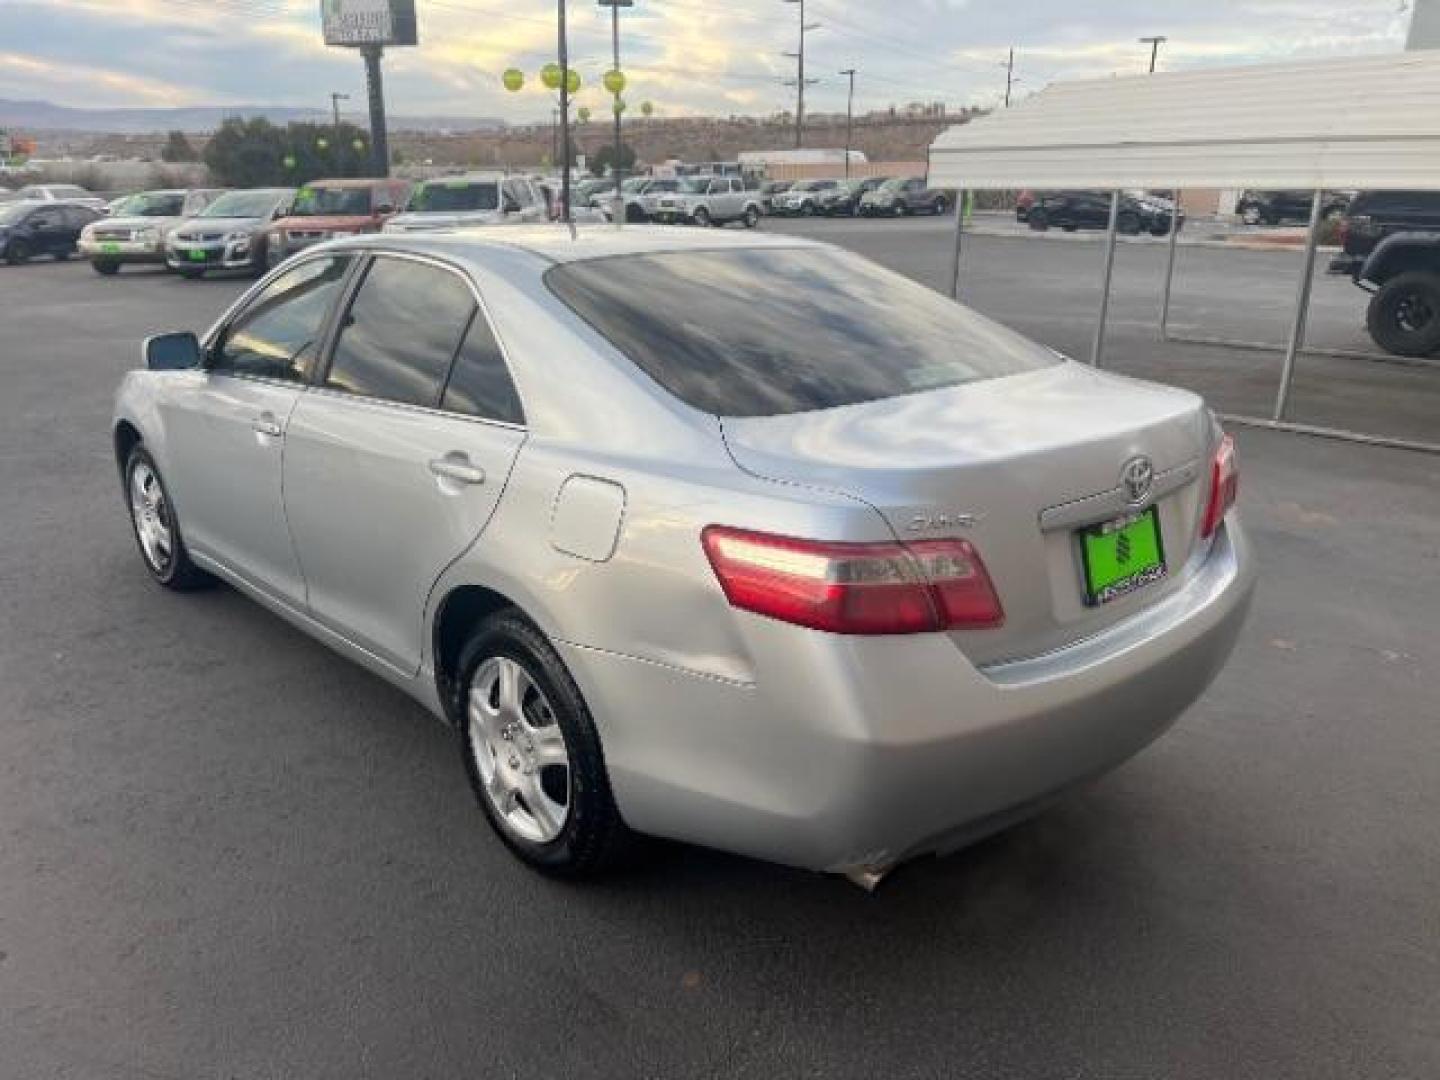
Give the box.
[558,0,572,223]
[840,68,856,179]
[1139,35,1167,73]
[782,0,820,149]
[330,91,349,144]
[598,0,634,226]
[1002,48,1015,107]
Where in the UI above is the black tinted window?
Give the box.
[1350,191,1440,215]
[216,256,350,381]
[546,248,1060,417]
[326,258,475,407]
[441,313,525,424]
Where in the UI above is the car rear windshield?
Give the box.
[407,181,500,212]
[291,185,372,216]
[545,248,1061,417]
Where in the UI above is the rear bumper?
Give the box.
[561,516,1255,874]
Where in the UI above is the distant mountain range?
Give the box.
[0,98,508,134]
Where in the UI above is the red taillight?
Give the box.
[701,526,1003,635]
[1200,434,1239,539]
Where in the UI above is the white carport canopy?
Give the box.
[928,50,1440,453]
[929,50,1440,191]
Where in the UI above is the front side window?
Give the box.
[409,181,501,213]
[325,257,475,408]
[546,248,1060,418]
[215,256,351,381]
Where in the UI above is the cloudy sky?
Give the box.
[0,0,1414,121]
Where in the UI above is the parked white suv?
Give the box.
[652,176,762,228]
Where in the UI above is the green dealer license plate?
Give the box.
[188,248,207,261]
[1079,507,1166,606]
[100,242,121,254]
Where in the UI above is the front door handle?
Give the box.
[251,413,283,438]
[429,456,486,485]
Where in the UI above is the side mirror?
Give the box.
[144,331,202,371]
[376,203,395,216]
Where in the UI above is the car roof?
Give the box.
[328,223,823,266]
[306,177,408,188]
[418,172,508,184]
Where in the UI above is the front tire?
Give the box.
[1117,211,1142,236]
[1028,209,1049,231]
[124,446,212,590]
[691,206,712,228]
[932,196,948,215]
[5,239,31,265]
[892,201,907,218]
[1366,272,1440,357]
[456,612,634,877]
[92,259,120,275]
[742,205,760,229]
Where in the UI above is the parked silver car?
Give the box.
[652,176,763,228]
[384,173,548,233]
[113,228,1253,884]
[166,187,295,278]
[79,188,226,274]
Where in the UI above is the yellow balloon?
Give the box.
[565,68,581,95]
[502,68,524,92]
[603,69,626,95]
[540,63,562,90]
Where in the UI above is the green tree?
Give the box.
[203,117,375,186]
[590,142,637,178]
[161,129,198,163]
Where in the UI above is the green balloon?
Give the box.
[603,69,626,95]
[640,101,654,117]
[502,68,524,92]
[283,153,297,170]
[565,68,581,95]
[316,137,329,150]
[352,138,365,152]
[612,97,627,116]
[577,106,592,123]
[541,62,562,90]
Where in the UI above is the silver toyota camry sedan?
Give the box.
[113,226,1254,885]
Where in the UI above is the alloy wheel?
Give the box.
[129,461,173,573]
[467,656,572,844]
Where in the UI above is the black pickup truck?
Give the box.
[1329,190,1440,356]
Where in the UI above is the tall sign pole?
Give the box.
[320,2,418,177]
[840,68,855,180]
[558,0,572,223]
[599,0,634,227]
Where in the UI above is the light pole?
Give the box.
[557,0,573,222]
[839,68,856,179]
[1139,35,1167,73]
[1002,48,1015,107]
[598,0,634,226]
[782,0,820,149]
[330,92,349,144]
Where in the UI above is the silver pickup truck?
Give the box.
[651,176,763,228]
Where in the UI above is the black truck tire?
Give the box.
[1366,271,1440,357]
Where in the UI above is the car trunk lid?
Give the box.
[720,363,1215,665]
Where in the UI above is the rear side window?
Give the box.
[545,248,1060,417]
[441,314,525,425]
[326,257,475,407]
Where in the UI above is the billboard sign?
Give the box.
[321,0,418,47]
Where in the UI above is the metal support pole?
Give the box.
[949,188,966,300]
[360,46,389,177]
[1159,187,1182,339]
[1273,188,1324,420]
[610,0,624,228]
[1091,189,1122,367]
[558,0,572,224]
[841,68,855,180]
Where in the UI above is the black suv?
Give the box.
[1027,191,1179,236]
[0,200,100,264]
[1237,189,1351,227]
[1329,190,1440,356]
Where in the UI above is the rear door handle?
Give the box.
[251,414,283,438]
[429,457,486,485]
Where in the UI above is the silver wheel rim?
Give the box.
[467,656,571,844]
[129,461,174,572]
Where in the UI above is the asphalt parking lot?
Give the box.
[2,229,1438,1079]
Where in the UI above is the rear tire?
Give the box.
[691,206,711,228]
[124,445,213,590]
[742,206,760,229]
[892,202,907,218]
[6,239,31,265]
[1028,209,1049,231]
[455,611,636,877]
[92,260,120,275]
[1366,272,1440,357]
[932,196,949,215]
[1117,211,1143,236]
